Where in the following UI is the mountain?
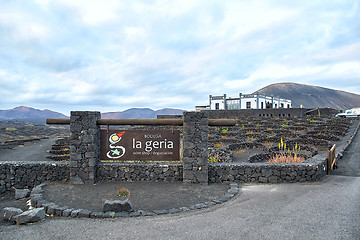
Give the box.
[253,83,360,110]
[0,106,185,123]
[0,106,69,124]
[101,108,185,119]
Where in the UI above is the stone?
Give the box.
[90,212,104,218]
[103,212,115,218]
[103,199,133,213]
[129,211,141,217]
[168,208,181,214]
[62,208,74,217]
[55,206,70,216]
[46,204,60,215]
[3,207,23,222]
[15,208,45,225]
[115,212,129,217]
[153,209,168,215]
[70,209,82,218]
[15,189,31,200]
[138,210,155,216]
[228,188,238,194]
[31,183,46,194]
[205,201,216,207]
[78,209,92,218]
[195,203,208,209]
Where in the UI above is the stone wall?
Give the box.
[0,162,68,191]
[205,108,339,119]
[182,112,209,184]
[69,111,101,184]
[208,155,327,183]
[0,156,328,192]
[97,163,183,182]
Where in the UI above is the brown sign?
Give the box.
[100,130,180,162]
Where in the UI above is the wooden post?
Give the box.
[327,144,336,174]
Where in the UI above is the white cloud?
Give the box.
[0,0,359,114]
[55,0,122,26]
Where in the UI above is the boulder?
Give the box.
[103,199,133,213]
[14,208,45,224]
[3,207,23,222]
[15,189,31,200]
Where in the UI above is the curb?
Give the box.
[30,182,239,219]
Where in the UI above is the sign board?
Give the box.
[100,130,180,162]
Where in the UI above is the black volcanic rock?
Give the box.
[253,82,360,110]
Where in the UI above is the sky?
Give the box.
[0,0,359,115]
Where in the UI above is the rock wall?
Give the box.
[97,163,183,182]
[69,111,101,184]
[0,156,328,192]
[205,108,338,119]
[0,162,68,191]
[209,155,327,183]
[182,112,209,184]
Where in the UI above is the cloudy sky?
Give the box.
[0,0,359,115]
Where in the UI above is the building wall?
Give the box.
[210,94,292,110]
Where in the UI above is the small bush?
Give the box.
[117,188,130,197]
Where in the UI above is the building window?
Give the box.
[261,102,264,109]
[281,103,284,108]
[215,103,219,110]
[246,102,251,109]
[287,104,290,108]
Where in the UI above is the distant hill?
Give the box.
[253,83,360,110]
[101,108,185,119]
[0,106,185,123]
[0,106,68,124]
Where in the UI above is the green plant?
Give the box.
[267,153,305,163]
[271,138,304,163]
[221,127,229,133]
[306,117,318,123]
[5,127,17,131]
[117,188,130,197]
[208,156,221,163]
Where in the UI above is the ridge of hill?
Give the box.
[253,82,360,110]
[0,106,68,124]
[0,106,185,123]
[101,108,184,119]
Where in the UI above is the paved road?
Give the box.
[1,175,359,240]
[0,138,56,162]
[333,122,360,177]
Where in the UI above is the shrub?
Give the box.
[117,188,130,197]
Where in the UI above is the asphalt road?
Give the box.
[0,138,56,162]
[333,122,360,177]
[0,174,358,240]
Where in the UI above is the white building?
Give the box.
[209,94,292,110]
